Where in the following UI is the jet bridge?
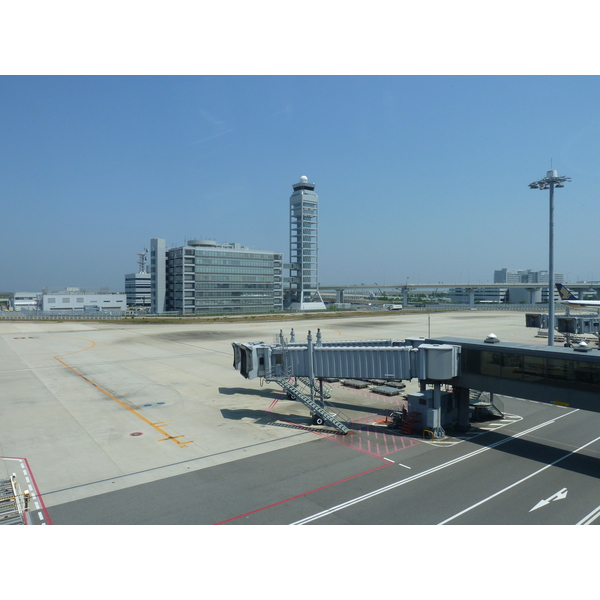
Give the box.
[232,329,460,436]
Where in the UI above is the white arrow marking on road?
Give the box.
[530,487,568,512]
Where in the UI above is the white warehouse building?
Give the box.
[42,293,127,312]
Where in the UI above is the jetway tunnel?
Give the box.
[232,329,600,438]
[232,330,461,436]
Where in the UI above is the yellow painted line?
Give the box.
[55,337,97,356]
[53,338,192,447]
[552,401,571,407]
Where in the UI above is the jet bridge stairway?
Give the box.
[268,370,349,434]
[469,390,504,421]
[291,377,333,399]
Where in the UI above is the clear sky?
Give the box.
[2,8,599,292]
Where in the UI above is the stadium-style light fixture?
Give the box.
[528,170,571,346]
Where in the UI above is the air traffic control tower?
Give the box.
[287,176,326,311]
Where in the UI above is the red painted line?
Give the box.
[266,398,279,413]
[214,463,392,524]
[5,456,52,525]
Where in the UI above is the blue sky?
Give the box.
[2,6,599,292]
[2,75,600,292]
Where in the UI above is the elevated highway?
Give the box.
[320,282,600,307]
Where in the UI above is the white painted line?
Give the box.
[34,502,40,510]
[577,505,600,525]
[291,410,579,525]
[38,512,44,521]
[383,457,394,463]
[398,463,411,469]
[439,432,600,525]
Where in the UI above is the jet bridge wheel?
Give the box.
[312,414,325,426]
[287,392,296,400]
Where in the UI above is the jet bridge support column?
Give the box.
[429,383,444,438]
[454,386,471,432]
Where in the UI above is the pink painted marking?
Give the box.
[214,463,393,524]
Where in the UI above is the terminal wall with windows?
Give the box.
[152,238,283,315]
[428,336,600,412]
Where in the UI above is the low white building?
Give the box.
[42,293,126,312]
[13,292,40,310]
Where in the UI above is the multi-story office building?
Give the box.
[286,176,325,310]
[150,238,283,315]
[494,269,520,284]
[495,268,563,285]
[494,268,563,303]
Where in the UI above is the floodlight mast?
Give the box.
[528,170,572,346]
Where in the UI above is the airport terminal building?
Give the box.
[150,238,283,315]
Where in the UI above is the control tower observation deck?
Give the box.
[288,176,326,311]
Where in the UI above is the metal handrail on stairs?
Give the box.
[266,368,349,434]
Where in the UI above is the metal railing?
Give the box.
[0,311,122,320]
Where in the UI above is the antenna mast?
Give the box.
[138,248,148,274]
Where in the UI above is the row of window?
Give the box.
[47,297,124,304]
[180,274,275,283]
[169,267,275,276]
[193,283,275,290]
[189,291,274,298]
[177,250,281,260]
[462,349,600,393]
[191,258,276,267]
[181,288,282,293]
[194,266,275,275]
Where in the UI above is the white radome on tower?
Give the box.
[300,175,308,183]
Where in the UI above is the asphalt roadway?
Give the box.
[2,309,600,526]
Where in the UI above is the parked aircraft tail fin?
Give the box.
[555,283,577,301]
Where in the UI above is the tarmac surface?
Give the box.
[2,309,600,525]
